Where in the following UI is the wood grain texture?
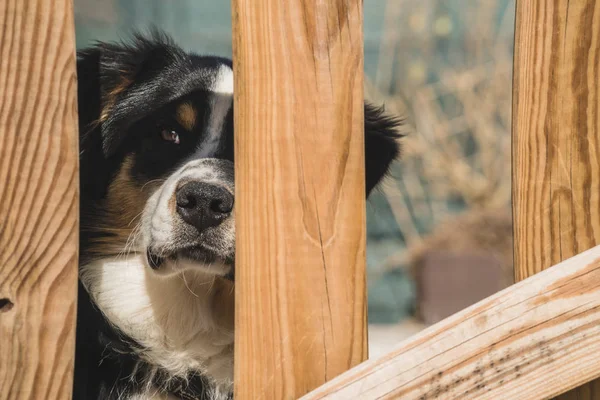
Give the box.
[0,0,79,399]
[232,0,366,398]
[512,1,600,398]
[301,245,600,400]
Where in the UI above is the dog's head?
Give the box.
[77,31,402,279]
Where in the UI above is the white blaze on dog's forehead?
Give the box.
[211,65,233,94]
[197,65,234,158]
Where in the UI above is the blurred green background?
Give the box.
[74,0,515,333]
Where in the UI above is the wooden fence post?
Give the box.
[0,0,79,399]
[232,0,367,398]
[513,0,600,398]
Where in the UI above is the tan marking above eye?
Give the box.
[176,102,197,131]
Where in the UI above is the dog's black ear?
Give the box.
[364,102,404,197]
[80,30,182,157]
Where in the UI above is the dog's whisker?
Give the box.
[206,276,217,294]
[114,221,143,262]
[127,210,145,227]
[180,272,200,298]
[141,178,166,191]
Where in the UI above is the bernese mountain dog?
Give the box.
[74,30,402,400]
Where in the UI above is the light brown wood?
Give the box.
[0,0,79,399]
[512,1,600,398]
[302,245,600,400]
[232,0,366,398]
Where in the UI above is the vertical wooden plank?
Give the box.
[512,0,600,398]
[232,0,366,398]
[0,0,79,399]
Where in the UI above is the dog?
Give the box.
[73,31,402,400]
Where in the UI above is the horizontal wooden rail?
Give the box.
[302,244,600,400]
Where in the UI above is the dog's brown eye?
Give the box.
[160,128,180,145]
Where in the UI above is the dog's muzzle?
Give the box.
[142,159,235,278]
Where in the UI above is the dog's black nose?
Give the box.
[176,181,233,232]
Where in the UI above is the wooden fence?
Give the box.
[232,0,367,398]
[512,0,600,398]
[0,0,80,398]
[0,0,599,399]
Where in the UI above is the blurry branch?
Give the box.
[365,0,515,273]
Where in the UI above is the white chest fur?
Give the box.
[80,255,234,391]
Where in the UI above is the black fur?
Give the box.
[74,31,402,399]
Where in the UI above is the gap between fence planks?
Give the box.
[512,0,600,398]
[232,0,367,398]
[301,244,600,400]
[0,0,79,399]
